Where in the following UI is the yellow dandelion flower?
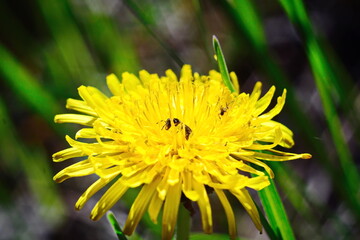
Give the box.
[53,65,311,239]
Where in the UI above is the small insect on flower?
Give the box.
[161,118,193,140]
[173,118,181,127]
[220,107,227,116]
[184,124,192,140]
[52,65,311,240]
[162,118,172,130]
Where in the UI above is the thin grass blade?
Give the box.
[107,211,128,240]
[257,173,295,240]
[278,0,360,217]
[212,36,236,93]
[254,202,278,240]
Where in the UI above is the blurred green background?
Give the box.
[0,0,359,239]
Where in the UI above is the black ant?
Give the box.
[220,107,227,116]
[220,102,230,116]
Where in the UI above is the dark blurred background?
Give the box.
[0,0,359,239]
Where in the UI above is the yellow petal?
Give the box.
[246,175,270,190]
[249,82,262,103]
[75,128,97,139]
[148,193,164,223]
[106,73,123,96]
[193,180,212,234]
[181,170,199,201]
[66,98,97,116]
[90,178,129,221]
[230,71,239,93]
[53,160,94,183]
[254,89,287,124]
[75,176,116,210]
[180,65,193,81]
[231,189,262,232]
[157,168,170,200]
[165,69,178,82]
[260,121,294,148]
[123,176,161,235]
[246,127,282,150]
[253,86,275,116]
[229,157,265,177]
[214,189,236,239]
[167,168,180,186]
[54,114,96,126]
[162,181,182,240]
[78,86,113,120]
[122,72,141,92]
[52,147,84,162]
[121,166,157,188]
[254,150,312,161]
[234,155,274,178]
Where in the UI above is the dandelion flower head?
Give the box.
[53,65,311,239]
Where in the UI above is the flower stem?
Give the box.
[176,204,191,240]
[106,211,127,240]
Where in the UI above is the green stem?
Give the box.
[177,204,191,240]
[107,212,127,240]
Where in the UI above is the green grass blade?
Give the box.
[255,202,278,240]
[107,211,128,240]
[278,0,360,217]
[230,0,267,51]
[212,36,236,93]
[308,40,360,212]
[0,45,61,125]
[258,175,295,240]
